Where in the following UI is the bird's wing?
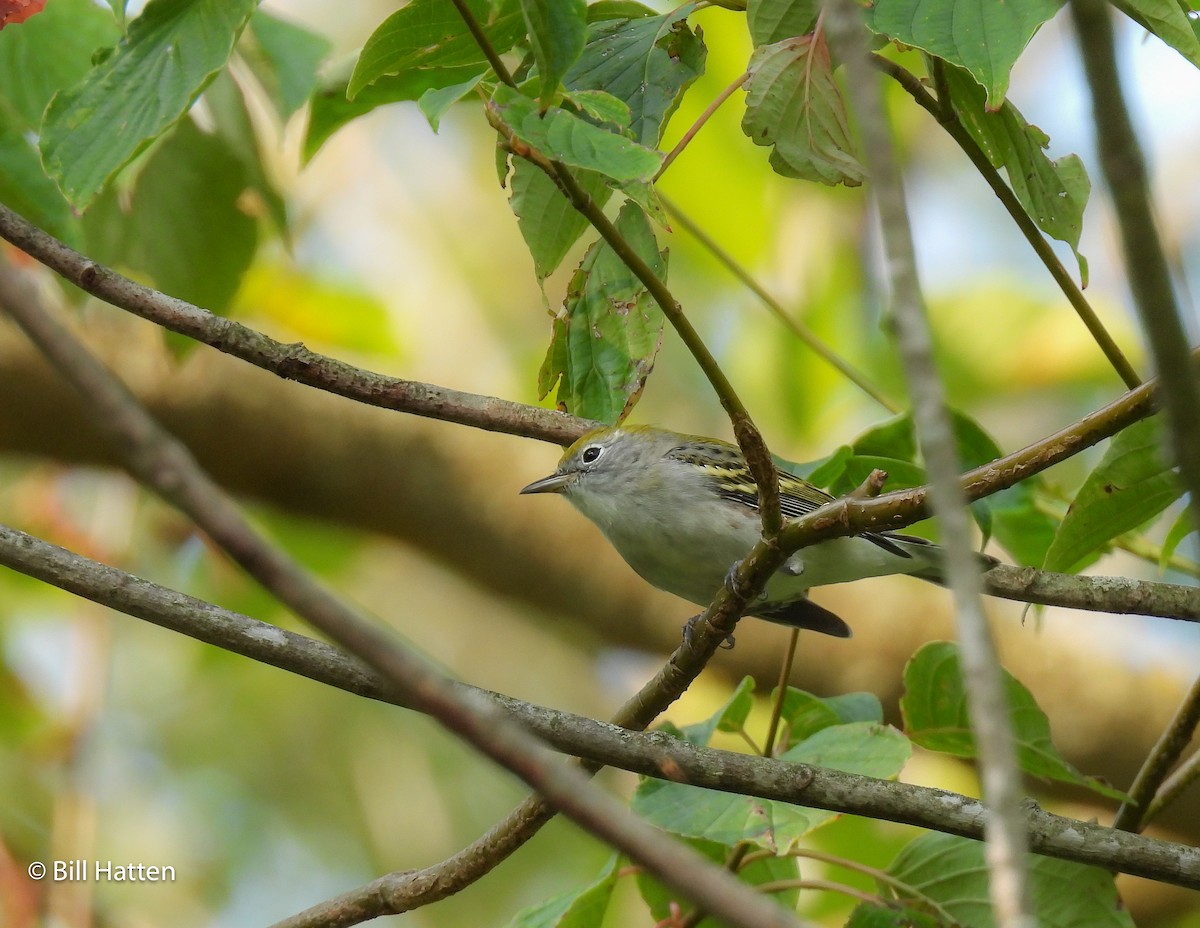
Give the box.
[680,448,916,560]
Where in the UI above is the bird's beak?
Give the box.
[519,472,576,495]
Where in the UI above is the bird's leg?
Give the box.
[722,558,770,601]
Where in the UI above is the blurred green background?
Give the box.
[1,1,1199,926]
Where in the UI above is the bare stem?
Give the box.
[661,194,900,412]
[875,55,1142,391]
[825,3,1033,926]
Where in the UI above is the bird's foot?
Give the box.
[682,614,735,650]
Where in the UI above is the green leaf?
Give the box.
[819,410,1054,560]
[242,11,333,121]
[773,688,883,745]
[866,0,1066,105]
[865,832,1135,928]
[80,118,257,315]
[204,70,288,237]
[508,162,613,279]
[506,856,619,928]
[537,201,666,422]
[40,0,257,210]
[942,63,1090,281]
[742,34,864,187]
[0,122,79,246]
[1159,505,1197,571]
[1113,0,1200,69]
[632,722,909,851]
[349,0,525,99]
[305,64,486,162]
[986,479,1059,569]
[637,839,800,926]
[491,84,662,182]
[521,0,587,106]
[0,0,120,129]
[566,89,632,130]
[563,4,705,146]
[846,903,942,928]
[616,178,669,229]
[901,642,1126,800]
[587,1,658,23]
[677,676,757,746]
[747,0,820,45]
[418,72,486,132]
[1043,416,1181,574]
[798,444,854,486]
[852,412,918,461]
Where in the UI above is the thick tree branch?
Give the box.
[0,202,1172,535]
[0,202,588,447]
[2,522,1199,894]
[0,262,810,928]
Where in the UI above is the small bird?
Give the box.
[521,425,995,638]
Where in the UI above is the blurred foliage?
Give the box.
[0,0,1198,926]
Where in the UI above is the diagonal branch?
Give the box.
[874,55,1142,392]
[0,202,1171,529]
[0,203,586,446]
[0,261,812,928]
[2,521,1199,893]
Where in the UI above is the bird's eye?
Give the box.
[581,445,603,465]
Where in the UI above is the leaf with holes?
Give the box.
[564,3,705,146]
[537,201,666,423]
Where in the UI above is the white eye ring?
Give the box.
[581,445,604,465]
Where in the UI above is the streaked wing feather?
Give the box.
[671,440,918,560]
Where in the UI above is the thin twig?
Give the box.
[1142,749,1200,828]
[783,848,958,923]
[755,878,890,908]
[1114,673,1200,831]
[445,0,515,87]
[661,194,900,412]
[874,55,1142,392]
[765,630,801,755]
[824,4,1033,926]
[657,71,750,178]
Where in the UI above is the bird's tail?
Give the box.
[886,532,999,584]
[754,597,852,638]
